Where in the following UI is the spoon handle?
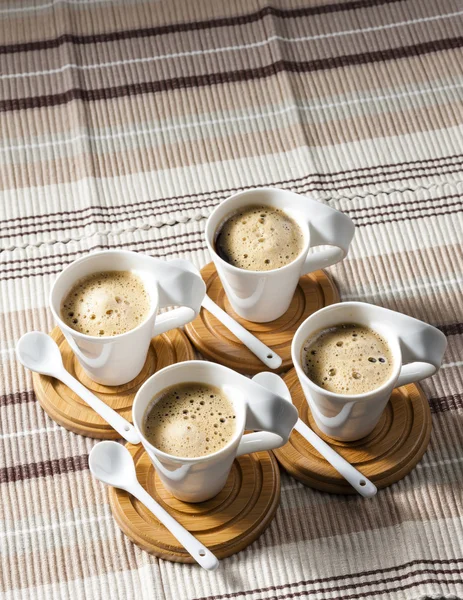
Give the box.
[202,295,282,370]
[58,370,141,445]
[131,482,219,571]
[294,419,377,498]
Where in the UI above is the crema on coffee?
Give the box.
[143,383,237,458]
[61,270,150,336]
[301,324,394,395]
[215,205,304,271]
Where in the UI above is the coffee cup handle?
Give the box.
[234,380,298,457]
[385,312,447,387]
[151,259,206,336]
[299,199,355,275]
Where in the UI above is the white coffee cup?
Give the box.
[50,251,206,386]
[132,360,298,502]
[292,302,447,441]
[205,188,355,322]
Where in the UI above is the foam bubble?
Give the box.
[143,383,237,458]
[215,205,304,271]
[61,270,150,337]
[301,324,393,395]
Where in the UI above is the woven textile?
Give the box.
[0,0,462,598]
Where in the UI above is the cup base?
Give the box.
[273,369,432,493]
[109,442,280,562]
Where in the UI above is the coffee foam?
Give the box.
[143,383,236,458]
[215,205,304,271]
[61,270,150,337]
[301,324,394,395]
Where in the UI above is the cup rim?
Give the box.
[205,187,310,276]
[49,249,159,343]
[132,361,247,464]
[291,301,402,401]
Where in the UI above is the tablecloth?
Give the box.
[1,0,462,598]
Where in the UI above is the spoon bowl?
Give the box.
[16,331,64,376]
[89,441,136,489]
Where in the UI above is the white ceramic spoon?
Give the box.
[202,294,282,369]
[89,441,219,571]
[252,372,377,498]
[16,331,140,445]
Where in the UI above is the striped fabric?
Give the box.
[1,0,462,598]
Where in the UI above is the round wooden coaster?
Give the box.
[185,262,339,374]
[273,369,432,493]
[33,326,195,439]
[109,443,280,562]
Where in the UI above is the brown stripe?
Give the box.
[2,195,460,271]
[193,558,463,600]
[0,0,404,56]
[0,238,207,275]
[0,202,216,238]
[1,204,461,273]
[0,243,206,280]
[204,577,463,600]
[7,235,459,278]
[295,165,463,194]
[2,36,462,113]
[0,240,206,278]
[0,454,88,484]
[0,230,205,268]
[1,153,462,226]
[0,198,220,229]
[2,179,461,234]
[2,201,462,272]
[429,393,463,413]
[355,206,463,228]
[347,195,462,216]
[287,578,463,600]
[439,323,463,337]
[1,201,459,247]
[4,193,459,239]
[0,390,36,408]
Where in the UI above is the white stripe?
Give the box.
[441,360,463,369]
[0,425,61,440]
[2,10,462,79]
[0,0,124,15]
[417,456,463,469]
[342,275,463,301]
[1,80,462,154]
[0,347,15,355]
[0,513,112,539]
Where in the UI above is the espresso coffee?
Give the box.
[143,383,236,458]
[302,324,394,395]
[61,270,151,336]
[215,205,304,271]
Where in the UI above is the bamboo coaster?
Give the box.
[109,443,280,562]
[273,369,432,493]
[32,326,194,439]
[185,262,339,374]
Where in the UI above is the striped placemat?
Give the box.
[0,1,462,599]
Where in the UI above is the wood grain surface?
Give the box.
[109,443,281,562]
